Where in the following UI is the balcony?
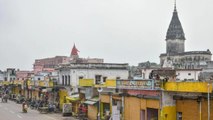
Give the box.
[79,79,94,87]
[164,82,212,93]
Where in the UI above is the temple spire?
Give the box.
[174,0,177,12]
[166,0,185,40]
[70,44,79,59]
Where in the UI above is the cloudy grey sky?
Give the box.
[0,0,212,70]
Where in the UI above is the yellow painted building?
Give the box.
[59,89,68,110]
[164,82,212,93]
[161,81,213,120]
[125,97,160,120]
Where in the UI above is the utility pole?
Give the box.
[208,83,210,120]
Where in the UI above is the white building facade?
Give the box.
[175,69,202,81]
[57,63,129,93]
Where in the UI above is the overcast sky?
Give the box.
[0,0,213,70]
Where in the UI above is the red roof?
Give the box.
[71,44,79,56]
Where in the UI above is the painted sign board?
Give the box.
[116,79,154,90]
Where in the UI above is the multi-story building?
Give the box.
[16,70,33,81]
[33,44,103,75]
[4,68,16,82]
[33,56,69,74]
[56,63,129,94]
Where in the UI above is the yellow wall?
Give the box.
[59,89,68,110]
[49,81,53,87]
[79,79,94,87]
[88,105,98,120]
[161,106,176,120]
[14,87,20,95]
[3,81,10,85]
[176,100,213,120]
[38,81,52,87]
[125,97,160,120]
[164,82,212,93]
[31,90,39,100]
[146,99,159,109]
[105,79,116,87]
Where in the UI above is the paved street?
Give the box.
[0,99,77,120]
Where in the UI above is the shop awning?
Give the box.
[83,97,99,105]
[84,100,97,105]
[66,94,80,102]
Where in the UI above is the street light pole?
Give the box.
[208,83,210,120]
[97,87,103,120]
[98,92,101,120]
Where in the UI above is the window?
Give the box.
[188,73,191,76]
[95,75,102,84]
[116,77,121,80]
[62,76,64,85]
[79,76,83,79]
[65,76,67,86]
[68,75,70,85]
[115,88,119,93]
[103,77,107,82]
[192,65,194,69]
[177,112,182,120]
[38,78,40,81]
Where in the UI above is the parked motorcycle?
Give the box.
[2,94,8,103]
[22,102,28,113]
[22,104,28,113]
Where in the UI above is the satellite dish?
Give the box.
[97,87,103,92]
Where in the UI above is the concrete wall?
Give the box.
[162,92,176,120]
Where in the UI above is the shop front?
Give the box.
[100,94,110,120]
[116,79,161,120]
[84,97,99,120]
[65,94,80,115]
